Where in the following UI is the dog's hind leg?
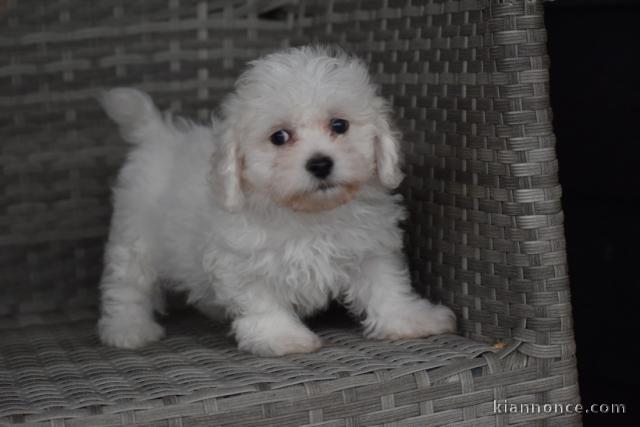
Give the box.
[98,237,165,349]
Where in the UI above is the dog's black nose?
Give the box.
[305,155,334,179]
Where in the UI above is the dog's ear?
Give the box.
[374,101,404,189]
[211,124,245,212]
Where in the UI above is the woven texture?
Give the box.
[1,0,581,425]
[298,0,572,352]
[1,310,577,427]
[0,0,298,315]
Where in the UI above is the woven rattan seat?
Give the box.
[1,310,502,426]
[1,0,581,425]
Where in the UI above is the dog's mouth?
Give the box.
[316,181,336,192]
[277,182,362,212]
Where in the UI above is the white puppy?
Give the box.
[98,46,456,356]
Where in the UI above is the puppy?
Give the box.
[98,46,456,356]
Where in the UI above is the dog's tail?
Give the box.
[100,88,163,143]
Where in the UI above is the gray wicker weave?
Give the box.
[1,0,581,426]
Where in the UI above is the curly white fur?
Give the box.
[97,46,456,356]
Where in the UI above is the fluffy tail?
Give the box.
[100,88,162,143]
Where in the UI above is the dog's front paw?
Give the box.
[365,300,457,340]
[250,328,322,357]
[98,315,165,349]
[233,315,322,356]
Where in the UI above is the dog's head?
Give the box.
[213,46,403,213]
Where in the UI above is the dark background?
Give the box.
[545,1,640,426]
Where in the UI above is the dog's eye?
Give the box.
[330,118,349,135]
[270,129,290,146]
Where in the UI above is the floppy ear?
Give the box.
[375,108,404,189]
[211,124,245,212]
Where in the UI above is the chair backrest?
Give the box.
[296,0,573,351]
[0,0,297,315]
[1,0,575,357]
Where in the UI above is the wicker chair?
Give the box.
[0,0,581,425]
